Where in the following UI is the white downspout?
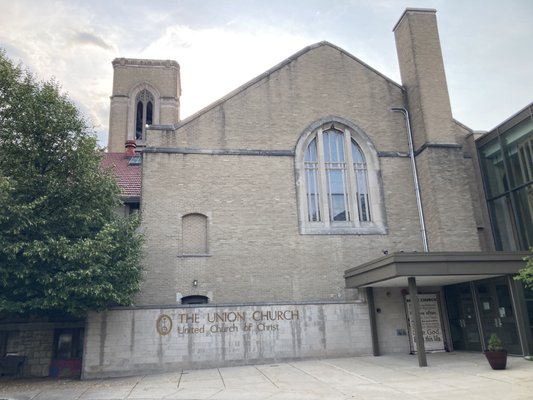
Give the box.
[391,107,429,252]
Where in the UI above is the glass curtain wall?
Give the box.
[478,110,533,251]
[478,106,533,351]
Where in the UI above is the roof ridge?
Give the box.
[149,41,402,133]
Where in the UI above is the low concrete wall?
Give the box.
[82,302,372,378]
[373,288,411,354]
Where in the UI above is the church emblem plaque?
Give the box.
[156,314,173,336]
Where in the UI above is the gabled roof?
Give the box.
[150,41,403,132]
[101,153,141,199]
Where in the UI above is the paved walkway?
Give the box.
[1,353,533,400]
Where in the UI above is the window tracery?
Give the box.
[296,120,386,235]
[135,89,154,141]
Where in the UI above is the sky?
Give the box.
[1,0,532,147]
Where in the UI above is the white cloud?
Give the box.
[140,25,315,119]
[0,1,118,144]
[1,0,532,146]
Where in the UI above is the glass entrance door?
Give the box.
[445,283,482,351]
[474,278,522,354]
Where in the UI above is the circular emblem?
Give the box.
[156,314,173,336]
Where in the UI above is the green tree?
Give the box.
[0,51,143,316]
[515,250,533,290]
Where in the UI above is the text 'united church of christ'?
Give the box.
[156,310,300,335]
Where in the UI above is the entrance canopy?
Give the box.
[344,251,529,288]
[345,251,530,367]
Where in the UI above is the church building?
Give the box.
[2,8,532,379]
[80,8,532,378]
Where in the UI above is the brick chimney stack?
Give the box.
[392,8,480,252]
[125,139,137,157]
[393,8,456,148]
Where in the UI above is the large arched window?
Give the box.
[296,119,386,235]
[135,89,154,141]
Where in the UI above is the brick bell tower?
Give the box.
[107,58,181,153]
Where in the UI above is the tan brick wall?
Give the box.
[135,41,480,305]
[394,9,456,148]
[137,44,431,306]
[147,45,408,152]
[181,213,208,254]
[107,98,128,153]
[415,147,480,251]
[462,131,496,251]
[111,60,180,98]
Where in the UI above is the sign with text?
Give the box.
[84,302,374,379]
[405,293,445,352]
[156,309,300,336]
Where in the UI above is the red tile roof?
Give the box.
[101,153,141,199]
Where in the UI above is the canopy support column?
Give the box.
[366,287,380,356]
[408,276,427,367]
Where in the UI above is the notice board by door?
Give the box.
[405,293,446,353]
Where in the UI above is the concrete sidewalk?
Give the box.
[1,353,533,400]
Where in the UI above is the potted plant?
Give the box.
[485,333,507,370]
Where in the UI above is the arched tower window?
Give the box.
[135,89,154,141]
[296,119,386,235]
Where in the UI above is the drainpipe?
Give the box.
[391,107,429,252]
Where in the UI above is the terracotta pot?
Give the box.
[485,350,507,370]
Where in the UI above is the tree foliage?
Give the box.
[515,250,533,290]
[0,51,143,316]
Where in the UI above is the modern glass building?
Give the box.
[477,102,533,354]
[477,103,533,251]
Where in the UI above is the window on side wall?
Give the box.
[181,295,209,305]
[181,213,209,255]
[53,328,84,360]
[296,120,387,235]
[0,331,20,356]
